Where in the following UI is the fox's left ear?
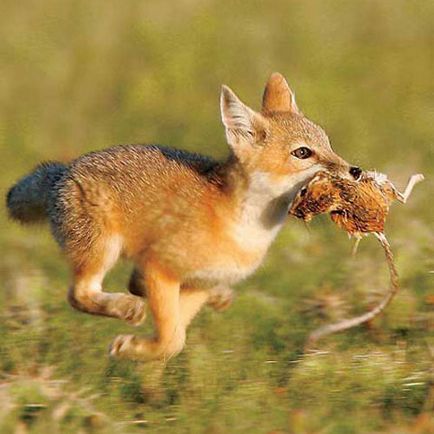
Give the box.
[262,72,301,115]
[220,85,267,156]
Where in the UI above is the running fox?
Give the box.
[6,73,360,361]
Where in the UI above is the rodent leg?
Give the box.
[396,173,424,203]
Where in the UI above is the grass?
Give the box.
[0,0,433,432]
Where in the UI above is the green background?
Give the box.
[0,1,433,433]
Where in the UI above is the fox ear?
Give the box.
[220,85,267,155]
[262,72,300,114]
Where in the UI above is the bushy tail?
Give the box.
[6,162,67,223]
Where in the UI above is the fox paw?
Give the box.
[109,334,138,359]
[113,295,146,326]
[109,334,183,361]
[207,286,234,312]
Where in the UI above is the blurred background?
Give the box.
[0,1,433,432]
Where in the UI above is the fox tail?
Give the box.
[6,161,67,224]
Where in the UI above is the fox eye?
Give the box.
[291,147,313,159]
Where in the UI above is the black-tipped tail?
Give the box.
[6,161,66,223]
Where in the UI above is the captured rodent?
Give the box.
[289,170,424,346]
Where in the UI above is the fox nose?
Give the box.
[349,166,362,180]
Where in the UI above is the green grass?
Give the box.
[0,1,433,432]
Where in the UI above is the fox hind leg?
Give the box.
[111,280,234,361]
[110,288,212,361]
[128,268,147,297]
[67,234,146,326]
[110,261,185,361]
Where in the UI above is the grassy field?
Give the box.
[0,1,433,433]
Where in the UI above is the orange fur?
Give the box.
[7,73,357,361]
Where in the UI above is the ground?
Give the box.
[0,1,433,433]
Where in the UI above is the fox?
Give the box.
[6,73,361,361]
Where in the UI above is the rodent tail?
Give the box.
[6,161,67,224]
[305,232,399,348]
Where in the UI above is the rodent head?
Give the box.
[289,171,341,221]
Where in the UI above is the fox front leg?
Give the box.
[207,285,234,312]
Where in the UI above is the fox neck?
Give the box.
[223,159,314,252]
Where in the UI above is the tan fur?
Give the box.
[262,72,300,114]
[7,73,356,361]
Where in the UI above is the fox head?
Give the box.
[220,73,361,198]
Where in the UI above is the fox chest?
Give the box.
[182,176,291,288]
[183,217,284,288]
[184,248,266,288]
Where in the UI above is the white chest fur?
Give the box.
[186,168,320,288]
[185,256,264,288]
[230,170,317,252]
